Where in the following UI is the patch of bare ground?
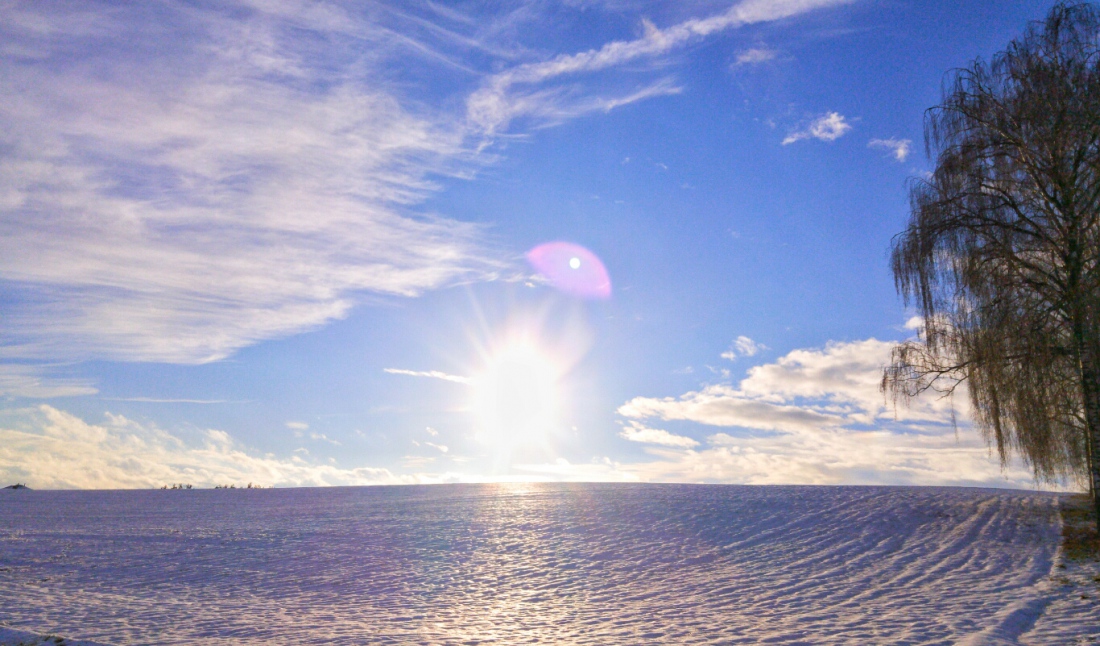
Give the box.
[1022,495,1100,644]
[1062,495,1100,563]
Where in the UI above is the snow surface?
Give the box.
[1,484,1097,645]
[0,627,110,646]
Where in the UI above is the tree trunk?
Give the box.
[1079,333,1100,530]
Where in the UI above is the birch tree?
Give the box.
[883,3,1100,523]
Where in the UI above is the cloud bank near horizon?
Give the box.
[614,338,1043,489]
[0,337,1049,491]
[0,405,421,489]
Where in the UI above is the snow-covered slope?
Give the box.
[0,627,110,646]
[0,484,1096,644]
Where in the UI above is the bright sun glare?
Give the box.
[472,342,559,444]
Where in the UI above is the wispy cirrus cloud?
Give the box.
[0,365,98,399]
[0,2,500,367]
[384,368,471,384]
[782,111,852,145]
[467,0,855,134]
[733,47,779,65]
[0,0,858,378]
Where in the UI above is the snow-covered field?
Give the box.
[1,484,1097,645]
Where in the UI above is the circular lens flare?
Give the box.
[526,242,611,299]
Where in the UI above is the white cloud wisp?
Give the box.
[0,364,98,399]
[734,47,779,65]
[619,420,700,448]
[384,368,472,384]
[467,0,854,134]
[782,111,852,145]
[868,137,912,162]
[721,335,766,360]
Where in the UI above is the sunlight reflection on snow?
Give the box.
[0,484,1080,645]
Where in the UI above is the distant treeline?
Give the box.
[160,483,272,489]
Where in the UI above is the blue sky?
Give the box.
[0,0,1062,489]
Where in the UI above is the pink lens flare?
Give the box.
[525,242,612,300]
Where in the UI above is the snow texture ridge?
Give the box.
[0,484,1097,645]
[0,627,110,646]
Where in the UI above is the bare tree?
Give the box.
[883,3,1100,523]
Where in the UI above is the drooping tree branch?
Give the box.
[884,3,1100,514]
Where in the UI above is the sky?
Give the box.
[0,0,1068,490]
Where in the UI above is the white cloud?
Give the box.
[0,364,97,398]
[286,421,309,430]
[0,405,424,489]
[425,441,449,453]
[738,338,897,422]
[509,430,1037,489]
[309,432,341,446]
[617,429,1038,488]
[705,365,733,379]
[721,335,766,360]
[468,0,854,134]
[611,337,1043,488]
[868,137,912,162]
[595,80,685,113]
[620,383,844,434]
[782,112,852,145]
[734,47,778,65]
[0,3,500,366]
[624,339,962,430]
[619,421,699,448]
[0,1,859,372]
[384,368,471,384]
[105,397,236,404]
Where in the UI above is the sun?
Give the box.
[471,341,560,445]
